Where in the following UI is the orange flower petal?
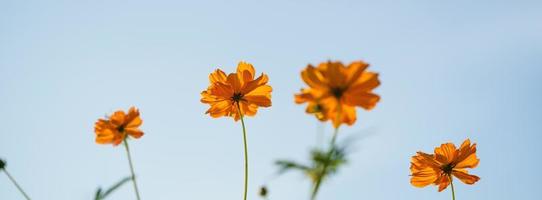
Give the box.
[239,101,259,117]
[244,96,272,107]
[225,74,243,93]
[244,85,272,107]
[318,97,339,127]
[338,104,356,127]
[110,111,126,126]
[452,169,480,185]
[345,61,369,86]
[412,152,442,169]
[436,174,451,192]
[112,136,124,146]
[209,69,227,84]
[125,107,142,128]
[410,167,439,188]
[343,92,380,110]
[211,82,235,99]
[348,72,380,93]
[301,65,326,89]
[237,61,255,84]
[322,61,346,87]
[206,100,233,117]
[454,139,479,169]
[228,102,251,121]
[455,151,479,169]
[201,90,224,103]
[125,128,144,139]
[96,132,115,144]
[294,89,314,104]
[241,74,272,96]
[434,143,457,164]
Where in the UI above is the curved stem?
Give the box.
[310,127,339,200]
[450,175,456,200]
[3,169,31,200]
[237,103,249,200]
[123,139,142,200]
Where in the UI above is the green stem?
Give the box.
[450,175,456,200]
[237,103,249,200]
[310,127,339,200]
[2,169,31,200]
[123,139,141,200]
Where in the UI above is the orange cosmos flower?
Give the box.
[410,139,480,192]
[200,61,272,120]
[294,60,380,128]
[94,107,144,146]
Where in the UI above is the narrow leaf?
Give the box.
[101,176,132,198]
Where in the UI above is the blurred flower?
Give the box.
[201,61,272,121]
[94,107,144,146]
[295,60,380,128]
[410,139,480,192]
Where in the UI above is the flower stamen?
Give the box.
[441,163,455,175]
[232,92,244,102]
[117,126,125,133]
[330,87,344,98]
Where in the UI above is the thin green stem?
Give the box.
[2,169,31,200]
[450,175,456,200]
[237,103,249,200]
[123,139,141,200]
[310,127,339,200]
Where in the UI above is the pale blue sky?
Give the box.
[1,0,541,199]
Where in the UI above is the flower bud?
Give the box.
[259,186,268,198]
[0,159,5,170]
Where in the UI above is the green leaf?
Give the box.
[94,176,132,200]
[103,176,132,198]
[310,144,348,179]
[275,160,310,174]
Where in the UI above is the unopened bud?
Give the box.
[259,186,268,197]
[0,159,5,170]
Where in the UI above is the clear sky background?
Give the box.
[1,0,541,199]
